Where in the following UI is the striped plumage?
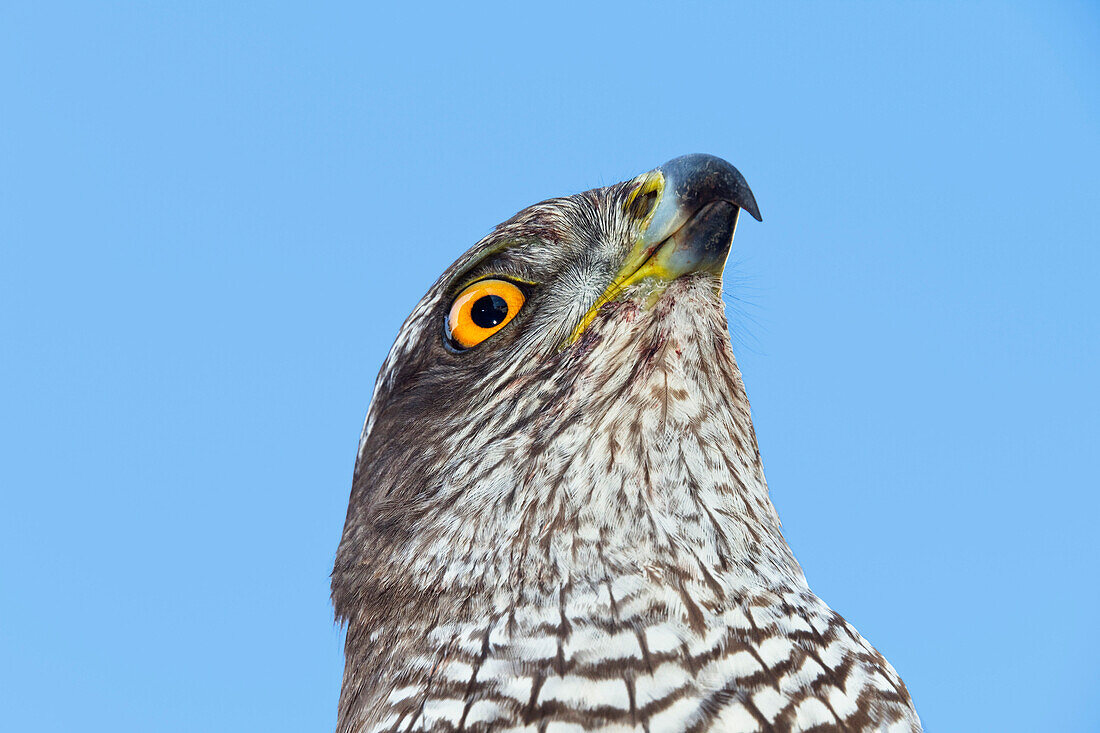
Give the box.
[333,156,921,732]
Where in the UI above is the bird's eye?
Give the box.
[446,279,526,349]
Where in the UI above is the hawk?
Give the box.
[333,155,921,732]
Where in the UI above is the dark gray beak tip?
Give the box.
[660,153,762,222]
[741,191,763,223]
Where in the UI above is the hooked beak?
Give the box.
[565,154,761,345]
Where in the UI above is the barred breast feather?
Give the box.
[360,579,917,732]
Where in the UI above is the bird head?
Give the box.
[330,159,922,733]
[333,154,768,621]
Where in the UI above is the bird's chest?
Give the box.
[361,575,860,733]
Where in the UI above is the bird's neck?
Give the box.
[333,285,817,728]
[377,290,805,614]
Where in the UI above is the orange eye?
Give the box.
[446,279,526,349]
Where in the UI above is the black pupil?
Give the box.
[470,294,509,328]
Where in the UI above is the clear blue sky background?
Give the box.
[2,2,1097,731]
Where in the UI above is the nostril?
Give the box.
[629,188,659,221]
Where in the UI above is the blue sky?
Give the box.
[1,2,1097,731]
